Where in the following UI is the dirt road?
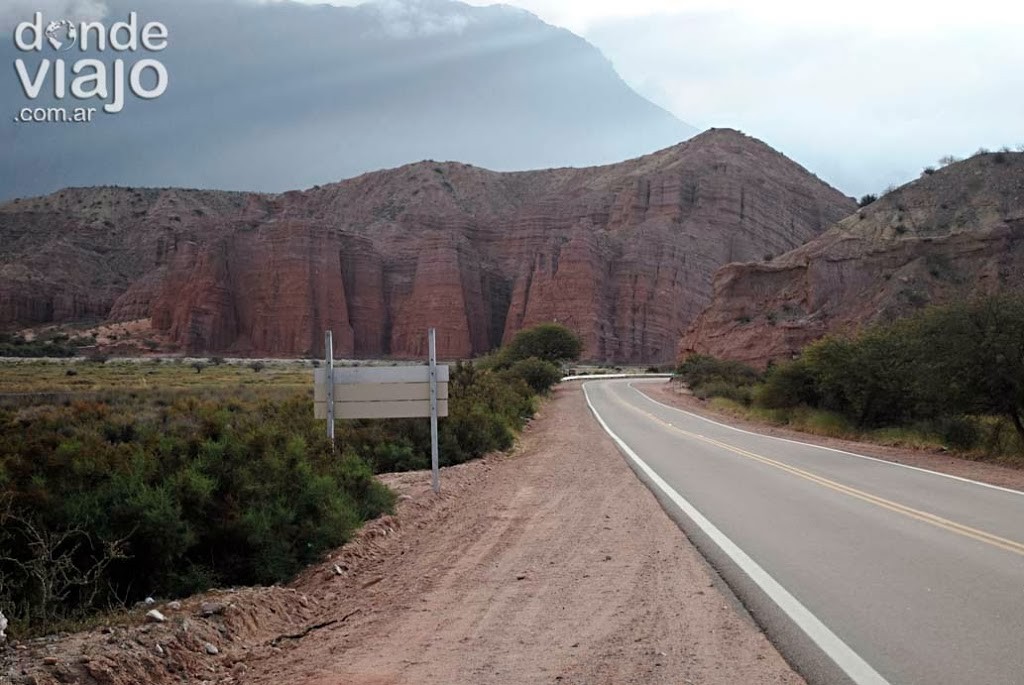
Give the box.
[247,382,803,685]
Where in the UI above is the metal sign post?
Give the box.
[313,329,448,493]
[428,328,440,494]
[325,330,335,448]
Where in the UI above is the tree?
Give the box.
[502,323,583,365]
[801,327,919,427]
[858,194,878,208]
[915,296,1024,442]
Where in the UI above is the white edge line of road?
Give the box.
[561,374,675,381]
[582,382,892,685]
[627,380,1024,498]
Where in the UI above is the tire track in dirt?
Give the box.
[246,383,805,685]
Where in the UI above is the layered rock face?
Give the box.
[681,153,1024,367]
[0,129,854,361]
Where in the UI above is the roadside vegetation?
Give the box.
[676,296,1024,464]
[0,324,582,638]
[0,332,96,358]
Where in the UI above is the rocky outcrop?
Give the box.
[0,129,855,361]
[681,152,1024,367]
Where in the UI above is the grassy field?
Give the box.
[1,358,310,394]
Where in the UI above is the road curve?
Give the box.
[583,379,1024,685]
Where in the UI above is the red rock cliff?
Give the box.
[0,130,855,361]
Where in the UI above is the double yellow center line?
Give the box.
[614,393,1024,558]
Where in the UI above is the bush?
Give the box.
[502,357,562,395]
[439,362,535,464]
[501,323,583,366]
[694,380,752,405]
[858,194,878,207]
[797,325,927,427]
[753,295,1024,454]
[0,337,81,358]
[757,359,820,409]
[676,354,759,392]
[0,392,394,634]
[931,416,980,450]
[792,409,854,438]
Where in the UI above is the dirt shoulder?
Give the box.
[3,382,803,685]
[640,381,1024,493]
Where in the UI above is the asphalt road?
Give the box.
[583,379,1024,685]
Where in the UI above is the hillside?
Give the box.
[681,152,1024,367]
[0,129,855,362]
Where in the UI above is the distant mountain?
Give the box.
[681,152,1024,367]
[0,0,696,201]
[0,129,854,362]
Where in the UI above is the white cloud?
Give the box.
[286,0,1024,34]
[0,0,107,32]
[364,0,474,38]
[588,7,1024,195]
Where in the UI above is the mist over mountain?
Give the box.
[0,0,697,200]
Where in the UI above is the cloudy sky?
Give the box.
[4,0,1022,197]
[310,0,1024,196]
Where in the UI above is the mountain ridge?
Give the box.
[680,151,1024,367]
[0,129,855,362]
[0,0,697,201]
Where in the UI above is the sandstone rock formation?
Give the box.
[681,152,1024,367]
[0,129,855,362]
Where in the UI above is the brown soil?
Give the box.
[641,381,1024,493]
[2,382,803,685]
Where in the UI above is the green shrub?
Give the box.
[0,338,81,358]
[439,362,535,464]
[930,415,980,450]
[502,357,562,394]
[694,380,753,405]
[707,397,747,414]
[793,409,854,438]
[676,354,759,393]
[0,391,394,635]
[501,323,582,366]
[366,440,427,473]
[753,295,1024,455]
[757,360,819,409]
